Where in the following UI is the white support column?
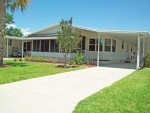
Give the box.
[97,33,100,67]
[6,38,8,58]
[136,35,140,69]
[22,41,24,58]
[143,38,145,58]
[142,38,145,67]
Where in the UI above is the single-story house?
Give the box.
[3,24,150,69]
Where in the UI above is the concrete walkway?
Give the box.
[0,64,135,113]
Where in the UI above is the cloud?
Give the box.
[20,28,32,36]
[6,23,17,28]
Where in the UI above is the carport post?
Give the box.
[22,40,24,58]
[6,38,8,58]
[142,38,145,67]
[143,38,145,58]
[97,33,100,67]
[136,35,140,69]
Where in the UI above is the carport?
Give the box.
[96,31,150,69]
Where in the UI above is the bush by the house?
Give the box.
[68,60,76,65]
[52,58,58,63]
[24,56,53,63]
[19,58,22,61]
[143,51,150,67]
[75,51,84,65]
[14,58,17,61]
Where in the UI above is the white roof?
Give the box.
[6,36,57,40]
[5,24,150,45]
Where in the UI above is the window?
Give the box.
[41,40,49,52]
[122,41,124,49]
[50,40,59,52]
[105,39,111,51]
[96,39,103,51]
[112,39,116,52]
[89,39,95,51]
[33,40,40,51]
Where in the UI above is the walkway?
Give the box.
[0,64,135,113]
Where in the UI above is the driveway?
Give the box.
[0,64,135,113]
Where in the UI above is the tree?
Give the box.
[56,17,81,68]
[5,13,23,37]
[0,0,31,67]
[6,27,23,37]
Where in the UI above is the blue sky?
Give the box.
[8,0,150,35]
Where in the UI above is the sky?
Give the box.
[7,0,150,35]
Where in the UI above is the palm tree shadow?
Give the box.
[4,62,29,67]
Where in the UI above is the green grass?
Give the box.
[73,68,150,113]
[0,60,85,84]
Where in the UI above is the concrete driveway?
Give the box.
[0,64,135,113]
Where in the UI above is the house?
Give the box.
[3,24,150,69]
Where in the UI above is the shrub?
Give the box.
[143,51,150,67]
[19,58,22,61]
[52,59,58,63]
[48,58,53,62]
[14,58,17,61]
[75,51,84,65]
[24,56,30,61]
[42,58,49,62]
[68,60,75,65]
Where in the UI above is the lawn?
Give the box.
[73,68,150,113]
[0,60,85,84]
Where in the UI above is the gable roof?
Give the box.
[28,23,149,37]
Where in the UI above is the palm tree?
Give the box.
[0,0,31,67]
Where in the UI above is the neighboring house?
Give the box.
[3,24,150,69]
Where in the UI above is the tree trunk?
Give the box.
[0,54,3,67]
[64,55,67,68]
[0,2,5,67]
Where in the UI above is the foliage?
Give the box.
[5,27,23,37]
[5,13,23,37]
[19,58,22,61]
[75,51,84,65]
[143,51,150,67]
[56,17,81,68]
[0,0,31,67]
[73,68,150,113]
[14,58,17,61]
[24,56,56,63]
[68,60,75,65]
[0,60,85,84]
[5,13,14,24]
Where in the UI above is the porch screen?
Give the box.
[50,40,59,52]
[27,42,31,51]
[89,39,95,51]
[33,40,40,51]
[105,39,111,51]
[41,40,49,52]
